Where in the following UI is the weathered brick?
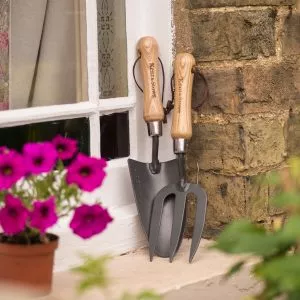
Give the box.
[188,0,296,9]
[287,112,300,156]
[245,175,269,221]
[243,118,286,169]
[174,1,193,53]
[186,171,284,238]
[294,58,300,108]
[175,0,298,238]
[193,67,243,114]
[282,11,300,57]
[268,182,284,216]
[189,9,276,62]
[187,123,245,173]
[242,62,300,110]
[186,171,246,238]
[187,117,286,174]
[245,173,284,220]
[193,61,300,115]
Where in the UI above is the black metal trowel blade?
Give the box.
[128,158,180,257]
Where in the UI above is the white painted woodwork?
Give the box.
[0,0,174,270]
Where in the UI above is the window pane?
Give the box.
[4,0,88,111]
[0,118,90,155]
[97,0,128,99]
[100,112,129,160]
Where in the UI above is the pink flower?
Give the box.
[23,142,58,174]
[0,195,29,235]
[69,204,113,239]
[0,151,26,190]
[66,154,107,192]
[29,196,58,233]
[0,146,9,154]
[52,135,77,160]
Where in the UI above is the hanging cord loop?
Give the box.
[163,73,175,121]
[191,66,209,111]
[132,54,143,93]
[133,54,171,124]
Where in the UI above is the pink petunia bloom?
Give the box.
[0,151,26,190]
[29,196,58,233]
[23,142,58,175]
[66,154,107,192]
[0,146,9,154]
[0,195,29,235]
[69,204,113,239]
[52,135,77,160]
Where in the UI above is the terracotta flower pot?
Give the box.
[0,234,59,296]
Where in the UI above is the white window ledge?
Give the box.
[52,203,147,272]
[49,240,259,299]
[0,240,259,299]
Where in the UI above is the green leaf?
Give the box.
[72,254,112,293]
[77,276,108,293]
[223,261,246,280]
[120,290,162,300]
[137,290,162,300]
[254,255,300,293]
[120,292,136,300]
[213,219,295,258]
[257,282,282,300]
[213,220,276,256]
[288,291,300,300]
[281,216,300,242]
[272,191,300,208]
[0,192,5,204]
[258,172,281,186]
[57,160,65,172]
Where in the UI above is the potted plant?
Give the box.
[0,135,113,296]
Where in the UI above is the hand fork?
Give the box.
[148,53,208,263]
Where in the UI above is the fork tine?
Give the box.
[169,193,187,262]
[189,185,207,263]
[148,185,173,261]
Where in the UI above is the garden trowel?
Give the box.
[128,37,182,257]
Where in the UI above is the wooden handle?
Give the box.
[171,53,196,140]
[137,37,164,122]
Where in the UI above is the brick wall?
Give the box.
[173,0,300,237]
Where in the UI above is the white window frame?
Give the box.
[0,0,175,271]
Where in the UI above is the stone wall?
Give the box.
[173,0,300,237]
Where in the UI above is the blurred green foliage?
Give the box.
[73,254,111,293]
[212,157,300,300]
[73,253,162,300]
[120,291,162,300]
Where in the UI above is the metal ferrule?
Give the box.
[147,121,162,137]
[173,138,187,154]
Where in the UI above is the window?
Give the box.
[0,118,90,155]
[0,0,173,270]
